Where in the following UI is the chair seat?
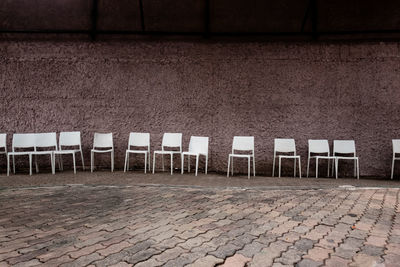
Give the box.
[55,149,80,154]
[314,155,336,159]
[8,151,33,156]
[182,152,207,156]
[154,150,181,154]
[92,149,113,153]
[127,150,148,154]
[32,151,54,155]
[229,153,253,158]
[336,156,358,160]
[278,155,300,159]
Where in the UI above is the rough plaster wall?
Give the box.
[0,41,399,177]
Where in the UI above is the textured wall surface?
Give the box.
[0,40,399,177]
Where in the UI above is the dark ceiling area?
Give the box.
[0,0,400,41]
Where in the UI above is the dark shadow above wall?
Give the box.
[0,0,400,41]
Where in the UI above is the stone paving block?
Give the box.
[220,253,251,267]
[187,255,224,267]
[60,252,104,267]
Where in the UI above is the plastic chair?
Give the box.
[7,133,36,176]
[0,134,7,172]
[307,139,336,178]
[181,136,209,176]
[153,133,182,175]
[91,133,114,172]
[272,138,301,178]
[54,131,85,174]
[333,140,359,179]
[124,132,151,173]
[391,140,400,179]
[31,133,57,174]
[227,136,255,179]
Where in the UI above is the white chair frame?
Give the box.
[7,133,36,176]
[54,131,85,174]
[124,132,151,173]
[391,139,400,179]
[153,133,182,175]
[307,139,336,178]
[227,136,255,179]
[181,136,209,176]
[272,138,301,178]
[31,133,57,175]
[91,133,114,172]
[333,140,359,179]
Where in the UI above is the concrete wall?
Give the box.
[1,40,399,177]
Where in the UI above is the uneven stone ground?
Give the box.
[1,170,400,266]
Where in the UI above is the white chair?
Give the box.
[0,134,7,171]
[333,140,359,179]
[391,140,400,179]
[31,133,57,174]
[181,136,209,176]
[227,136,255,179]
[307,139,336,178]
[54,131,85,174]
[153,133,182,175]
[124,132,150,173]
[7,133,36,176]
[272,138,301,178]
[91,133,114,172]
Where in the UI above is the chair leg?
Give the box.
[188,155,190,173]
[294,157,296,177]
[148,151,151,172]
[248,157,250,179]
[298,157,302,178]
[162,154,164,172]
[272,156,275,177]
[316,158,319,178]
[80,150,85,171]
[12,154,15,174]
[170,153,173,175]
[205,155,208,175]
[253,156,256,176]
[126,152,130,171]
[144,153,147,174]
[195,155,199,177]
[227,156,231,178]
[327,158,330,177]
[356,159,360,179]
[35,155,39,173]
[91,151,94,172]
[7,154,10,176]
[307,157,310,178]
[111,151,114,172]
[392,157,395,179]
[354,159,356,177]
[181,154,184,174]
[335,159,339,179]
[51,154,55,175]
[231,157,234,175]
[152,152,156,174]
[72,153,76,174]
[124,151,128,172]
[278,157,281,178]
[29,154,32,176]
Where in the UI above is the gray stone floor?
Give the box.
[0,171,400,266]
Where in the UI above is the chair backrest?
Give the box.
[59,131,82,148]
[274,138,296,153]
[188,136,209,155]
[0,133,6,150]
[35,133,57,149]
[333,140,356,155]
[162,133,182,150]
[232,136,254,152]
[128,132,150,148]
[308,139,330,155]
[393,139,400,154]
[93,133,113,148]
[12,133,36,151]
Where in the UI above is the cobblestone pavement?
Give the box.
[1,184,400,266]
